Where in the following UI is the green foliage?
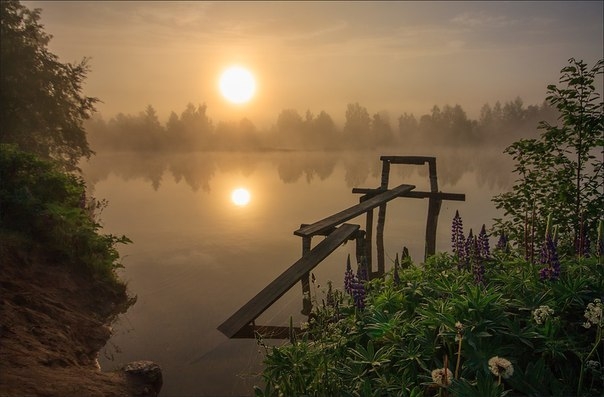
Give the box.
[0,0,98,170]
[0,144,130,285]
[257,251,604,396]
[493,58,604,254]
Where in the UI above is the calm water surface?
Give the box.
[81,148,514,396]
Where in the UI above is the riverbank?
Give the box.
[0,236,161,397]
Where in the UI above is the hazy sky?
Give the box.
[25,1,603,127]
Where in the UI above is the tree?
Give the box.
[313,110,339,150]
[418,105,442,144]
[343,102,371,149]
[371,112,393,147]
[492,58,604,254]
[398,112,418,144]
[275,109,304,149]
[0,0,98,170]
[180,103,214,150]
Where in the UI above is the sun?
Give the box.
[219,66,256,104]
[231,188,251,206]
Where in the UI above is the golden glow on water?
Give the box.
[231,187,251,206]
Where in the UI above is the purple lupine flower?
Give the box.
[539,266,553,280]
[326,281,335,308]
[357,256,369,282]
[459,228,474,271]
[344,254,354,295]
[465,229,474,254]
[469,234,485,285]
[393,253,401,287]
[401,246,411,269]
[351,276,366,310]
[452,210,465,259]
[539,233,560,281]
[496,232,509,253]
[478,224,491,260]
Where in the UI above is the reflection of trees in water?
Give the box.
[342,154,372,188]
[272,152,338,184]
[169,154,216,193]
[82,153,168,190]
[274,156,304,184]
[81,147,516,193]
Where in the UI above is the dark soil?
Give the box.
[0,238,156,397]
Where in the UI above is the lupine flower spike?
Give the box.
[539,233,561,281]
[464,229,474,264]
[393,253,401,286]
[401,246,412,269]
[496,231,508,252]
[539,215,561,281]
[344,254,354,295]
[478,224,491,260]
[357,256,368,282]
[351,277,366,310]
[326,280,335,308]
[469,233,485,285]
[452,210,465,268]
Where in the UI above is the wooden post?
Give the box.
[364,208,373,272]
[301,236,312,315]
[424,158,442,260]
[376,159,391,276]
[355,230,366,265]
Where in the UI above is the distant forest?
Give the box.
[86,98,558,152]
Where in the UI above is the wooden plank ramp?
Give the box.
[218,223,360,338]
[294,183,415,238]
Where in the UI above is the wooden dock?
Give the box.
[217,155,465,339]
[218,223,360,339]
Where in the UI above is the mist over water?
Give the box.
[83,145,514,396]
[82,147,515,194]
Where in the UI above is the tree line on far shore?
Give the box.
[86,98,558,153]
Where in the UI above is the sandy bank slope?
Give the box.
[0,242,159,397]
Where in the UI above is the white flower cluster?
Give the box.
[431,367,453,386]
[586,360,601,371]
[488,356,514,379]
[583,298,603,329]
[532,305,554,325]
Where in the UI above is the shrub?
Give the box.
[492,58,603,256]
[255,218,604,397]
[0,144,130,286]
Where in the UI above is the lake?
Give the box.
[81,147,515,396]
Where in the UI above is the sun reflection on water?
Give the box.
[231,187,251,206]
